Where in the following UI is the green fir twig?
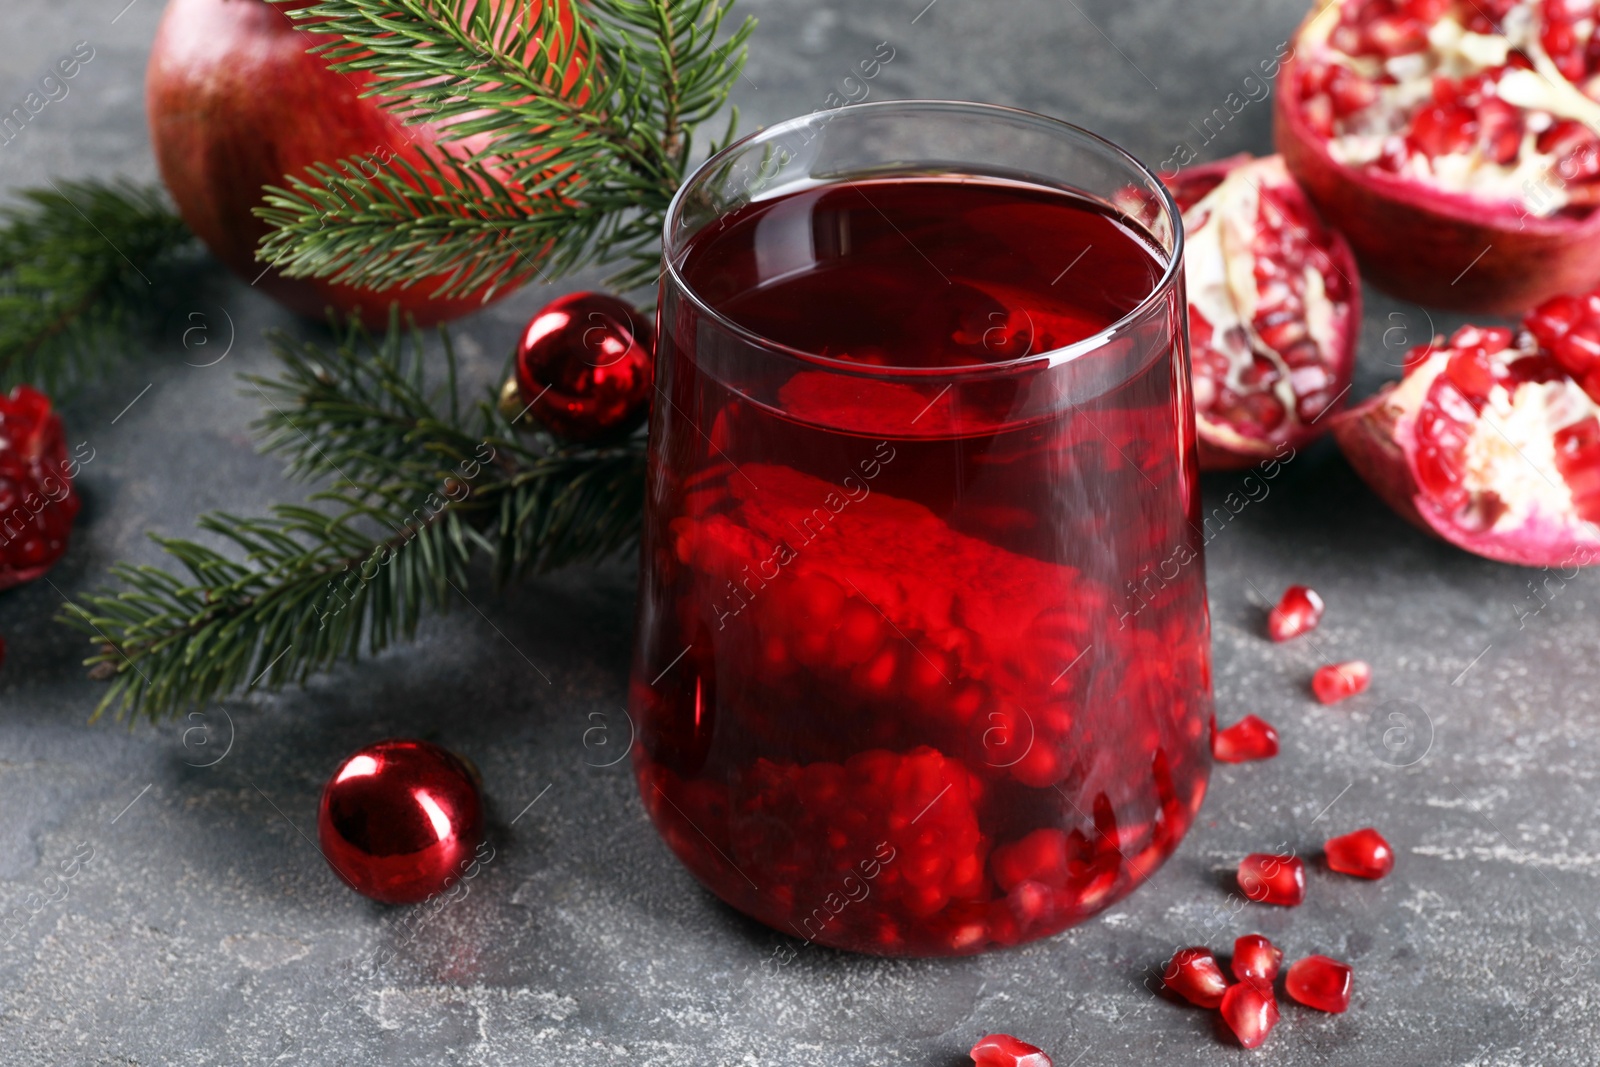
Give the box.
[0,180,200,393]
[59,318,646,722]
[255,0,752,299]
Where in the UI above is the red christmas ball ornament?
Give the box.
[0,385,82,591]
[146,0,582,326]
[513,292,655,442]
[317,739,485,904]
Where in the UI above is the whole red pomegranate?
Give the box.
[1164,154,1361,469]
[146,0,571,326]
[1277,0,1600,312]
[1333,292,1600,566]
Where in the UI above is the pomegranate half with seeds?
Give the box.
[1164,154,1361,469]
[1332,299,1600,566]
[1277,0,1600,312]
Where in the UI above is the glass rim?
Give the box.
[660,98,1186,380]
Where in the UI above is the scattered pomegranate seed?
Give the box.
[1231,933,1284,989]
[1212,715,1279,763]
[1285,954,1354,1013]
[1220,981,1281,1049]
[1237,853,1306,906]
[1162,946,1229,1008]
[1267,585,1324,641]
[970,1033,1053,1067]
[1324,827,1395,879]
[1311,660,1371,704]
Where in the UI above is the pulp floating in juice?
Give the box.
[632,176,1212,956]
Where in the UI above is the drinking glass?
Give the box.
[629,100,1212,957]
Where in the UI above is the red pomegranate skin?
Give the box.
[1275,10,1600,314]
[147,0,522,326]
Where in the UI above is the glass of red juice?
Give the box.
[631,100,1211,957]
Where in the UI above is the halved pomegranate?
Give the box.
[1332,300,1600,565]
[1277,0,1600,311]
[1164,155,1361,469]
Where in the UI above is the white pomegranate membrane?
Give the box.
[1295,0,1600,216]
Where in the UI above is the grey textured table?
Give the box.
[2,1,1594,1064]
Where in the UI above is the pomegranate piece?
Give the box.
[1163,155,1361,469]
[970,1033,1053,1067]
[1325,827,1396,879]
[0,386,82,591]
[1286,954,1354,1013]
[1312,660,1371,704]
[1220,981,1281,1049]
[1162,946,1229,1008]
[1231,933,1284,988]
[1267,584,1324,641]
[1334,305,1600,566]
[1237,852,1307,906]
[1212,715,1280,763]
[1277,0,1600,311]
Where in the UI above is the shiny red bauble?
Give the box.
[317,739,485,904]
[0,386,82,591]
[146,0,577,326]
[513,292,655,442]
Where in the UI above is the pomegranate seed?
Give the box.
[1444,348,1495,402]
[1449,325,1513,356]
[1327,66,1378,116]
[1232,933,1284,988]
[1409,101,1476,157]
[1237,852,1307,906]
[970,1033,1053,1067]
[1324,827,1396,879]
[1404,0,1449,19]
[1286,954,1354,1013]
[1162,946,1229,1008]
[1363,13,1428,57]
[1212,715,1280,763]
[1267,584,1324,641]
[1530,289,1600,404]
[1220,981,1281,1049]
[1476,98,1522,166]
[1312,660,1371,704]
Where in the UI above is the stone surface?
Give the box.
[1,1,1595,1064]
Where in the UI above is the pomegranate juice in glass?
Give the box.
[631,101,1212,957]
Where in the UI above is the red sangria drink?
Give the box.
[632,101,1212,957]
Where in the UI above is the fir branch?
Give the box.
[0,180,200,394]
[60,319,646,722]
[256,0,753,298]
